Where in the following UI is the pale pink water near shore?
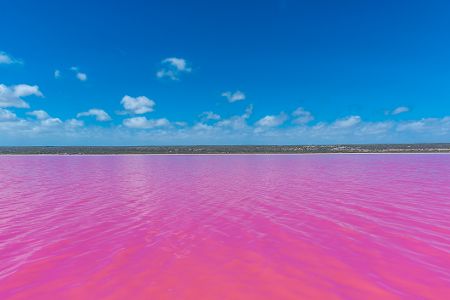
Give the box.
[1,154,450,299]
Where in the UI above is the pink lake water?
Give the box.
[0,154,450,299]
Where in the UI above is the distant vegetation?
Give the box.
[1,144,450,155]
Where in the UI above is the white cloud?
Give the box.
[194,107,253,133]
[0,84,43,108]
[244,104,253,118]
[394,117,450,136]
[396,120,428,132]
[76,72,87,81]
[26,109,62,126]
[216,116,246,130]
[156,57,191,80]
[216,105,253,130]
[41,117,63,127]
[175,121,188,127]
[77,109,111,121]
[221,91,246,103]
[255,113,287,127]
[2,109,450,146]
[332,115,361,128]
[164,58,189,71]
[13,84,43,98]
[0,52,13,64]
[193,122,214,131]
[292,107,314,124]
[120,95,155,114]
[200,111,221,121]
[0,108,17,121]
[391,106,409,115]
[54,70,61,79]
[66,119,84,128]
[0,51,21,64]
[123,116,170,129]
[27,110,50,120]
[71,66,88,81]
[358,122,393,135]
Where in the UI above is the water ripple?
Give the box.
[0,154,449,299]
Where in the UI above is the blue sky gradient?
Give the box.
[1,0,450,145]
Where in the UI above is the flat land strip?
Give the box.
[1,144,450,155]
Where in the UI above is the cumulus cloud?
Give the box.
[164,58,189,71]
[215,105,253,130]
[70,67,87,81]
[120,95,155,114]
[396,119,429,132]
[393,117,450,136]
[77,109,111,121]
[2,110,450,146]
[27,110,50,120]
[292,107,314,125]
[358,122,393,135]
[54,70,61,79]
[193,106,251,132]
[0,51,22,64]
[200,111,221,121]
[221,91,246,103]
[123,117,170,129]
[76,73,87,81]
[192,122,214,131]
[26,110,63,126]
[66,119,84,128]
[156,57,191,80]
[0,84,43,108]
[255,113,287,127]
[332,115,361,128]
[41,117,63,127]
[13,84,43,98]
[391,106,410,115]
[0,108,17,121]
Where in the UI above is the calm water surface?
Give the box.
[0,154,449,299]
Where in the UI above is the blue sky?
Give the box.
[1,0,450,145]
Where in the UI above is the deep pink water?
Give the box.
[0,154,450,299]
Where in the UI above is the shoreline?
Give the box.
[1,144,450,156]
[1,152,450,157]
